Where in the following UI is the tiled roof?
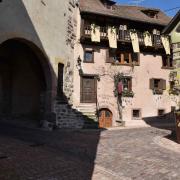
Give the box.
[79,0,171,26]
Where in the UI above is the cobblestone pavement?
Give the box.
[0,122,180,180]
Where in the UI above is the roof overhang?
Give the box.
[162,10,180,34]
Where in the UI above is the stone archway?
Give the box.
[0,39,54,120]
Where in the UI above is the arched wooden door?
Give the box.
[99,109,112,128]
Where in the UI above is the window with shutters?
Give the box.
[162,55,173,69]
[122,77,132,91]
[120,77,134,97]
[150,78,166,95]
[107,49,140,65]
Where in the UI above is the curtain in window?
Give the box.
[161,35,170,55]
[91,24,100,42]
[130,31,140,53]
[108,26,117,49]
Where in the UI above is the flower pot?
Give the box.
[175,112,180,144]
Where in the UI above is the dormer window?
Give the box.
[104,3,112,9]
[101,0,115,10]
[141,9,159,19]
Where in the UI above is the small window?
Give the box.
[154,79,161,89]
[132,109,141,119]
[84,50,94,63]
[119,25,127,31]
[158,109,165,116]
[124,53,130,64]
[57,63,64,95]
[131,53,139,65]
[141,9,159,19]
[122,77,132,91]
[162,55,173,68]
[150,78,166,94]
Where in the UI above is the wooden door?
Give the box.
[99,109,112,128]
[81,76,97,103]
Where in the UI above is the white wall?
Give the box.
[0,0,78,104]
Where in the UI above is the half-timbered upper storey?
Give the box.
[79,0,172,55]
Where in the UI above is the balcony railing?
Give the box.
[83,25,163,48]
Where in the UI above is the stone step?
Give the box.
[77,108,96,112]
[125,120,150,127]
[77,103,96,107]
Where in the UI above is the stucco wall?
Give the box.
[74,11,178,126]
[0,0,78,105]
[74,44,177,124]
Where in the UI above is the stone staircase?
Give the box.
[76,103,98,128]
[55,101,98,129]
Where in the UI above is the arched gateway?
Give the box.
[99,108,113,128]
[0,39,54,120]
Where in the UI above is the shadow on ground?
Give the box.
[143,112,178,143]
[143,112,175,131]
[0,121,105,180]
[0,1,104,179]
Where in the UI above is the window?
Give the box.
[150,78,166,94]
[162,55,173,68]
[154,79,161,88]
[124,53,130,64]
[132,109,141,119]
[141,9,159,19]
[119,25,127,31]
[122,77,132,91]
[170,81,175,90]
[107,49,140,65]
[57,63,66,103]
[102,0,115,10]
[117,77,134,97]
[84,50,94,63]
[158,109,165,116]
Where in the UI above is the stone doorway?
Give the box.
[0,39,52,120]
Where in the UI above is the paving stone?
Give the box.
[0,123,180,180]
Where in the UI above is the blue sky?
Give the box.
[115,0,180,17]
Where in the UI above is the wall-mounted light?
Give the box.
[76,56,83,75]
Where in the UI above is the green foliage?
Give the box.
[169,88,179,96]
[121,90,134,97]
[113,73,134,98]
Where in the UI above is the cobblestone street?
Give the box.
[0,122,180,180]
